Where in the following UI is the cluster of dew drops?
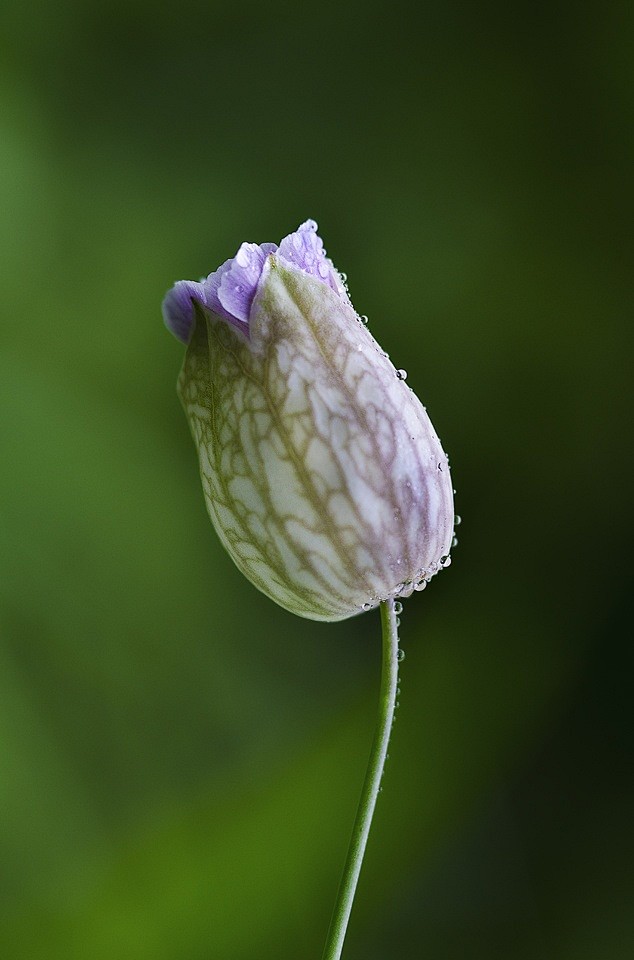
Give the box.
[394,508,460,601]
[359,508,461,617]
[346,248,461,614]
[377,600,405,794]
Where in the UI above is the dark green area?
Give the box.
[1,0,632,956]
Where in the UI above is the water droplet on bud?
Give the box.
[396,368,408,380]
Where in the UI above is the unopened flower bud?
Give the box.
[163,221,453,621]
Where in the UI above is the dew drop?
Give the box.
[394,601,403,615]
[414,581,427,592]
[396,368,408,381]
[360,314,369,324]
[437,462,443,471]
[397,648,406,662]
[452,535,459,548]
[454,514,462,526]
[395,617,401,627]
[441,555,452,568]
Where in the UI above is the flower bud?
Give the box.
[163,221,454,621]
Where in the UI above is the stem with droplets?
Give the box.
[321,599,400,960]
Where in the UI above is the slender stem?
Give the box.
[321,599,400,960]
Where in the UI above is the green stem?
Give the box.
[321,599,400,960]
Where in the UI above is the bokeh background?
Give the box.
[1,0,632,957]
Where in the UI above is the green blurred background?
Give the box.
[1,0,632,957]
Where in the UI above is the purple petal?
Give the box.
[162,279,207,343]
[162,223,350,345]
[278,220,349,301]
[204,242,277,335]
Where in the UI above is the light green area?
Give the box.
[1,1,632,957]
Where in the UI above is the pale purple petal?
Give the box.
[277,220,349,302]
[203,242,277,335]
[162,279,207,343]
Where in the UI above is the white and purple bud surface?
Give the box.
[163,221,454,621]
